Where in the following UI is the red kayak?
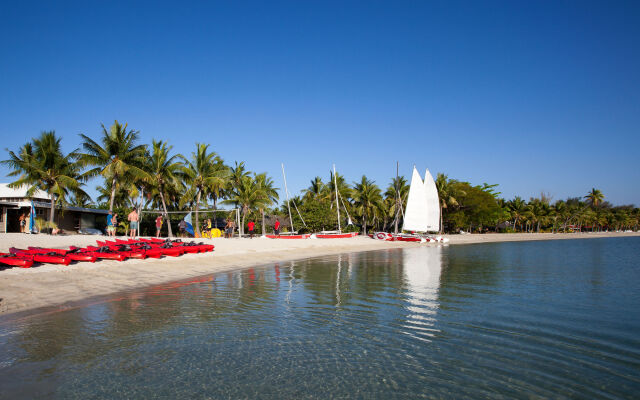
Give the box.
[118,237,213,254]
[9,248,71,265]
[69,246,126,261]
[27,247,98,262]
[89,244,146,260]
[0,253,34,268]
[97,241,164,259]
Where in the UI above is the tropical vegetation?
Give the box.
[3,122,639,236]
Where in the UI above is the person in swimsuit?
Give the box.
[128,209,139,238]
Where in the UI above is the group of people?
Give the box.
[104,211,283,239]
[106,209,146,239]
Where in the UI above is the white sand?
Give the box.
[1,231,638,316]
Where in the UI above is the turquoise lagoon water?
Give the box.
[0,237,639,398]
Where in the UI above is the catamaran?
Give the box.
[313,164,358,239]
[372,166,448,243]
[265,163,311,239]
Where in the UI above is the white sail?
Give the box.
[423,169,440,232]
[402,167,429,232]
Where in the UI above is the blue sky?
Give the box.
[1,1,639,205]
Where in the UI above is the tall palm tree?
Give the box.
[508,196,527,232]
[180,143,227,234]
[585,188,604,207]
[78,121,148,212]
[325,171,352,209]
[223,175,261,235]
[435,173,460,233]
[303,176,325,202]
[2,131,86,225]
[351,175,382,235]
[384,176,409,232]
[254,173,279,235]
[146,140,183,237]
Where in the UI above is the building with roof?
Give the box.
[0,183,109,233]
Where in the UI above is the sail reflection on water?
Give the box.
[402,246,442,341]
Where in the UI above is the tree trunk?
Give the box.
[363,212,367,235]
[49,194,55,226]
[439,203,444,234]
[261,209,266,235]
[159,190,173,238]
[195,190,201,235]
[241,208,247,236]
[109,175,117,212]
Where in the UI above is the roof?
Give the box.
[0,183,49,200]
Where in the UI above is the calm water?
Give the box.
[1,237,639,399]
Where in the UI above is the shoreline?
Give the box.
[1,231,638,317]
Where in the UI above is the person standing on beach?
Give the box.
[106,211,114,236]
[274,220,280,236]
[155,214,163,238]
[111,213,118,236]
[128,209,139,238]
[19,213,26,233]
[248,220,255,238]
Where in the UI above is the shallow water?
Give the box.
[1,237,639,399]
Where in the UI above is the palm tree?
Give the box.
[508,196,527,232]
[180,143,227,234]
[351,175,382,235]
[384,176,409,232]
[325,171,352,209]
[585,188,604,207]
[78,121,148,212]
[254,173,279,235]
[2,131,85,225]
[303,177,325,202]
[146,140,183,237]
[435,173,460,233]
[223,175,262,235]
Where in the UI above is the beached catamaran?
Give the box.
[265,163,311,239]
[314,164,358,239]
[373,166,448,243]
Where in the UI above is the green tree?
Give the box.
[146,140,183,237]
[180,143,227,234]
[2,131,86,225]
[585,188,604,207]
[435,173,461,233]
[78,121,148,212]
[223,175,262,235]
[254,173,279,235]
[351,175,382,235]
[508,196,527,232]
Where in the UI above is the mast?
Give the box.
[281,163,294,232]
[333,164,341,232]
[394,161,399,235]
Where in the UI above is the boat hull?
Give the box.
[265,234,311,239]
[315,232,359,239]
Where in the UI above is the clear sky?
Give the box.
[1,1,639,206]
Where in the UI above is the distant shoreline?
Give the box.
[1,231,638,318]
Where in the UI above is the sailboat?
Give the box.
[371,166,448,243]
[314,164,358,239]
[265,163,311,239]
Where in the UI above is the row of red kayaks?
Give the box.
[0,238,214,269]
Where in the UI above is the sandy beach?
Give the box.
[1,231,638,317]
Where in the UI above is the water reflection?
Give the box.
[402,246,442,341]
